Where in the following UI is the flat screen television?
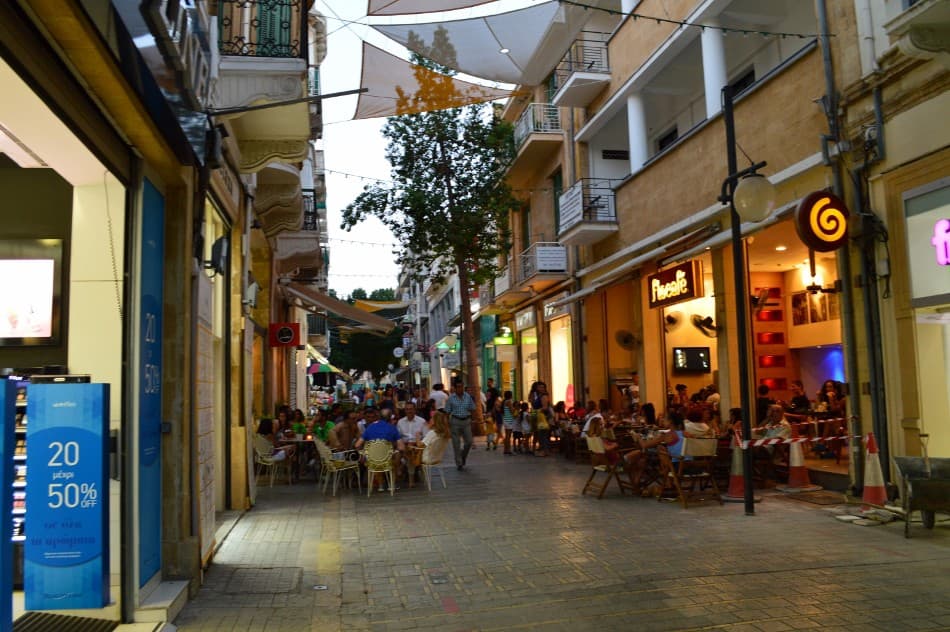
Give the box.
[0,239,64,347]
[672,346,711,373]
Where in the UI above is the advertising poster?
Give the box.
[25,383,110,610]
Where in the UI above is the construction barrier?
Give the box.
[862,432,887,508]
[776,423,822,493]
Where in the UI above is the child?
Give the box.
[513,402,527,454]
[519,402,533,455]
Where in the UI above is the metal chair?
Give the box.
[418,436,450,492]
[363,439,396,497]
[253,435,291,487]
[314,438,361,496]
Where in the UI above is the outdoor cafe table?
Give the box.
[279,436,318,482]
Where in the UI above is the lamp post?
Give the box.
[718,85,776,515]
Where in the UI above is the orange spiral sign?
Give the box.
[795,191,850,252]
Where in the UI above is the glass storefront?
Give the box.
[548,316,574,408]
[903,180,950,456]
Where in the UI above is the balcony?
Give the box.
[884,0,950,62]
[551,33,610,108]
[507,103,564,188]
[492,260,531,307]
[557,178,619,246]
[517,242,567,292]
[215,0,310,172]
[308,65,323,139]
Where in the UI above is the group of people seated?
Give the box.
[255,401,451,490]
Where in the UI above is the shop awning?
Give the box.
[283,283,395,334]
[367,0,498,15]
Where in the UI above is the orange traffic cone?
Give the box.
[862,432,887,508]
[723,432,760,503]
[777,423,821,493]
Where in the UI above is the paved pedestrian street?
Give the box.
[173,449,950,632]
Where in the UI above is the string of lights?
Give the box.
[326,236,395,247]
[328,272,400,278]
[560,0,833,39]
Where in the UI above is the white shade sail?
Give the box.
[367,0,499,15]
[354,42,512,119]
[371,0,598,85]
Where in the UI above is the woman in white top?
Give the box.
[421,412,451,464]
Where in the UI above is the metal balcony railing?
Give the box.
[302,190,317,231]
[554,32,610,89]
[308,66,320,97]
[513,103,561,148]
[519,242,567,281]
[558,178,617,233]
[218,0,306,58]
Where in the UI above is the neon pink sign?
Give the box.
[933,218,950,266]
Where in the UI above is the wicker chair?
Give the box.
[253,435,291,487]
[363,439,396,497]
[314,438,361,496]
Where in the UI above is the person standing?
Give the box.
[445,380,476,470]
[430,383,449,412]
[484,378,500,450]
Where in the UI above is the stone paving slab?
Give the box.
[173,447,950,631]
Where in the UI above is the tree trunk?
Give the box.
[456,260,483,423]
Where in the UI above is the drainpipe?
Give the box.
[817,0,864,494]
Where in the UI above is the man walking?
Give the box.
[445,379,476,470]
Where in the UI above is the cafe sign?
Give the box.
[515,307,536,331]
[796,191,850,252]
[648,260,703,310]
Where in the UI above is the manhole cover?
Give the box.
[225,567,302,594]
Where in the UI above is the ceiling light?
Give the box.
[499,47,510,54]
[774,245,787,252]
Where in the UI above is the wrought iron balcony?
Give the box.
[552,33,611,108]
[513,103,562,148]
[218,0,307,58]
[557,178,619,246]
[517,242,567,292]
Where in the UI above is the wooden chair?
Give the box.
[314,438,361,496]
[363,439,396,497]
[581,436,626,499]
[253,435,291,487]
[656,438,723,508]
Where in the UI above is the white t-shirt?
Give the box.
[397,415,426,442]
[430,389,449,410]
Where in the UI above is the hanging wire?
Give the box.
[559,0,833,39]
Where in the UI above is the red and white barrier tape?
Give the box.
[739,435,857,449]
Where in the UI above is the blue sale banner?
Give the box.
[25,383,110,610]
[0,380,15,624]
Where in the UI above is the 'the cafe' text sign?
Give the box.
[648,260,704,309]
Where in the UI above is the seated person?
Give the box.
[311,412,335,442]
[355,407,405,489]
[622,412,686,493]
[755,385,774,425]
[784,380,811,415]
[580,400,603,437]
[684,406,716,438]
[396,402,427,444]
[257,418,295,461]
[405,412,452,488]
[755,404,792,440]
[585,416,620,465]
[327,411,361,452]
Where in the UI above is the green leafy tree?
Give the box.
[329,328,401,383]
[342,35,517,414]
[369,288,396,301]
[349,288,367,302]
